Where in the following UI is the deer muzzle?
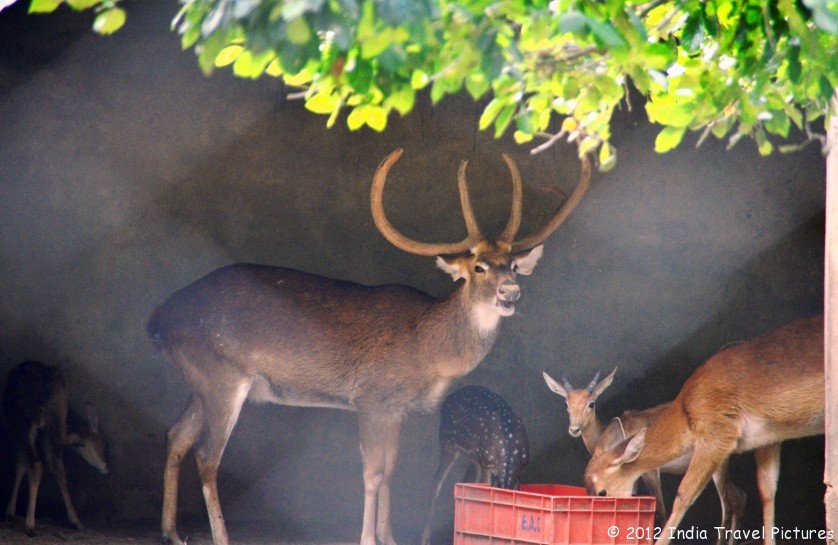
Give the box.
[496,280,520,316]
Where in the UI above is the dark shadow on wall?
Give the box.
[528,210,825,535]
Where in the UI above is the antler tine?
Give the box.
[371,149,482,256]
[586,370,601,393]
[457,159,483,241]
[498,153,523,243]
[510,154,592,253]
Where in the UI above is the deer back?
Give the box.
[439,385,529,488]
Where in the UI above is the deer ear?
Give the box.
[86,403,100,430]
[615,428,646,465]
[543,371,569,398]
[436,256,465,281]
[513,245,543,275]
[592,367,617,397]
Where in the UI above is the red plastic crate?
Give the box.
[453,483,655,545]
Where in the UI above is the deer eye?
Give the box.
[587,401,596,409]
[474,264,487,273]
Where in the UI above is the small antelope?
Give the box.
[542,368,616,453]
[420,385,529,545]
[148,149,591,545]
[2,360,109,536]
[543,368,746,537]
[584,315,824,545]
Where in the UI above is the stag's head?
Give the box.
[371,149,590,330]
[543,368,617,437]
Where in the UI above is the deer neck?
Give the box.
[582,415,605,454]
[626,402,691,476]
[418,287,501,378]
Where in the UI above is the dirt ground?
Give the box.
[0,518,357,545]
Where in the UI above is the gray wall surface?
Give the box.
[0,0,827,542]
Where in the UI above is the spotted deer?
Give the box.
[420,385,529,545]
[583,315,824,545]
[543,367,747,538]
[147,149,591,545]
[2,360,109,536]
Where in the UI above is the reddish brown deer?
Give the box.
[2,360,109,536]
[583,315,824,545]
[147,149,591,545]
[420,385,529,545]
[543,368,746,539]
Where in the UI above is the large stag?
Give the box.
[147,149,591,545]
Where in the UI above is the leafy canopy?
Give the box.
[13,0,838,165]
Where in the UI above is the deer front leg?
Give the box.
[376,416,402,545]
[359,412,401,545]
[641,470,667,525]
[655,444,730,545]
[754,443,781,545]
[51,456,83,530]
[422,449,461,545]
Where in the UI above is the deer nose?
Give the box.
[498,280,520,301]
[569,426,582,437]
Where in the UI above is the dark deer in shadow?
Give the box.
[3,360,109,536]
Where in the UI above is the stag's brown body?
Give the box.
[150,149,591,545]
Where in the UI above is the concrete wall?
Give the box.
[0,0,826,542]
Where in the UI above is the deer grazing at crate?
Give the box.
[147,148,591,545]
[583,315,824,545]
[420,385,529,545]
[544,368,747,542]
[2,360,109,536]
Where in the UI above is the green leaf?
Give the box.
[346,105,387,131]
[587,19,627,48]
[514,130,534,144]
[92,7,126,34]
[559,11,588,34]
[286,17,311,45]
[410,70,429,90]
[215,45,244,67]
[465,73,490,100]
[598,142,617,171]
[28,0,62,13]
[386,87,415,115]
[493,104,515,138]
[66,0,99,10]
[479,98,504,131]
[654,126,686,152]
[306,91,338,114]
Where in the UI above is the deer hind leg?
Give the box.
[754,443,781,545]
[162,395,204,545]
[23,459,43,536]
[711,458,746,545]
[655,443,732,545]
[421,447,461,545]
[193,379,252,545]
[376,416,403,545]
[5,452,26,519]
[641,470,667,525]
